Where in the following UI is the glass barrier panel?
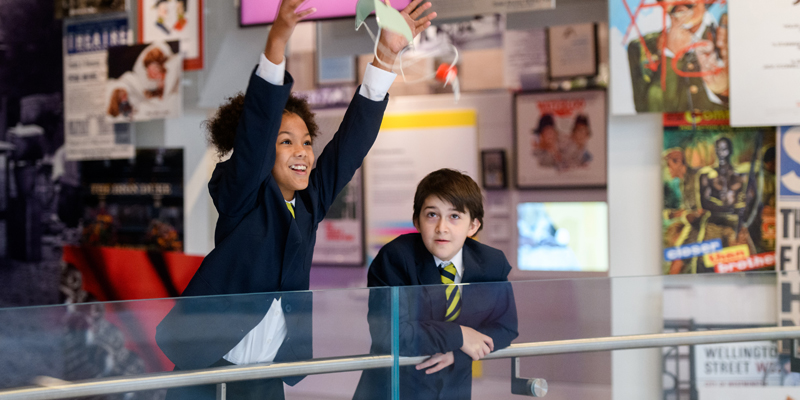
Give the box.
[0,271,791,400]
[0,286,395,400]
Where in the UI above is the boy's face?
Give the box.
[571,124,590,147]
[414,195,481,262]
[272,113,315,200]
[540,127,557,149]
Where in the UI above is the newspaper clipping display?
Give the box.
[64,17,135,160]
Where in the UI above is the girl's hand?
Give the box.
[374,0,438,71]
[265,0,317,64]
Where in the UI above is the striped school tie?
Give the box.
[286,202,295,218]
[439,262,461,322]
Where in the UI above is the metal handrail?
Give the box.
[1,326,797,400]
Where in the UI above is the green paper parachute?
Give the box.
[355,0,413,43]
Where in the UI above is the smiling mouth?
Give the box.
[290,165,307,173]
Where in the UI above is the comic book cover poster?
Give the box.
[105,41,182,122]
[662,111,775,274]
[80,148,184,251]
[609,0,729,115]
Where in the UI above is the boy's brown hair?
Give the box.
[205,92,319,157]
[413,168,484,233]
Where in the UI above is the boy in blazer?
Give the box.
[353,169,518,400]
[155,0,438,399]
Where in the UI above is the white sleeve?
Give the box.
[256,53,286,86]
[358,63,397,102]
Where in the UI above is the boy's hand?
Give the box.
[459,326,494,361]
[415,352,454,374]
[265,0,317,65]
[373,0,438,71]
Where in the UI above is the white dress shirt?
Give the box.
[225,55,396,365]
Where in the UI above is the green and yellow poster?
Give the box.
[662,111,775,274]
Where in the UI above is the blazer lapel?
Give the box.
[461,241,486,283]
[413,237,448,320]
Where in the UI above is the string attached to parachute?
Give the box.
[355,0,460,102]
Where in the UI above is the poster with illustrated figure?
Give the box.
[515,90,607,188]
[661,111,775,275]
[139,0,203,70]
[609,0,729,115]
[105,41,182,122]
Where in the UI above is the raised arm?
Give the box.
[211,0,315,215]
[306,1,437,219]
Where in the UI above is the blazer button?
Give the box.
[285,304,292,313]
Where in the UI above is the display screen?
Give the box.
[240,0,412,26]
[517,202,609,272]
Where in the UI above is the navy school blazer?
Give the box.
[155,69,388,385]
[353,233,519,400]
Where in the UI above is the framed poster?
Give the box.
[139,0,204,70]
[608,0,729,115]
[515,90,607,188]
[481,149,507,189]
[547,23,597,80]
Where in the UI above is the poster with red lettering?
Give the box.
[515,90,607,188]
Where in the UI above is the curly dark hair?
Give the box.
[205,92,319,157]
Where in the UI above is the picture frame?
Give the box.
[514,90,607,188]
[139,0,204,70]
[481,149,507,190]
[547,23,598,80]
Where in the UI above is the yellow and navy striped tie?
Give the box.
[439,262,461,322]
[286,202,295,218]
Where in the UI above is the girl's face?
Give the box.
[147,63,165,80]
[272,113,315,201]
[157,2,169,18]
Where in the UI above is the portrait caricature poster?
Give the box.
[105,41,182,122]
[139,0,204,70]
[609,0,729,115]
[662,112,775,275]
[515,90,607,188]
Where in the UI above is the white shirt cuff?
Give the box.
[359,63,396,102]
[256,53,286,86]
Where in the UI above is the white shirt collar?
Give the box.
[433,248,464,284]
[285,197,296,207]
